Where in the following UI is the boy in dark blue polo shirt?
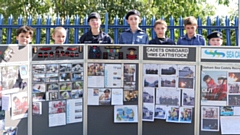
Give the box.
[119,10,148,44]
[149,19,175,45]
[177,16,205,46]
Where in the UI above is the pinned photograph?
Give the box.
[46,92,58,101]
[178,65,195,78]
[46,83,59,91]
[160,76,177,88]
[59,73,72,81]
[166,107,179,122]
[72,72,84,81]
[33,74,45,83]
[124,64,136,82]
[60,91,71,99]
[49,100,66,114]
[144,76,158,87]
[228,72,240,82]
[46,73,58,82]
[228,83,240,93]
[32,64,46,74]
[156,88,180,106]
[32,93,45,101]
[154,105,167,119]
[123,90,138,102]
[11,92,28,120]
[179,107,192,123]
[228,95,240,106]
[144,64,159,75]
[178,78,194,89]
[32,102,42,115]
[182,89,195,106]
[72,63,84,72]
[99,89,111,105]
[142,103,154,121]
[19,65,28,79]
[88,63,104,76]
[202,106,219,119]
[220,106,234,116]
[143,88,155,103]
[6,66,18,79]
[201,71,227,105]
[59,64,72,72]
[160,65,177,75]
[114,105,138,123]
[46,64,59,73]
[59,83,72,91]
[32,83,46,93]
[72,81,83,90]
[71,90,83,98]
[123,82,136,90]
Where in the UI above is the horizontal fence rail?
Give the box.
[0,13,238,45]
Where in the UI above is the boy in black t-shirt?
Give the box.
[149,19,175,45]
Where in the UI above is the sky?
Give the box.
[207,0,238,16]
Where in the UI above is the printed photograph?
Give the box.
[59,64,72,72]
[124,90,138,102]
[32,64,46,74]
[166,107,179,122]
[32,83,46,93]
[59,82,72,91]
[228,83,240,93]
[59,73,72,81]
[6,66,18,79]
[178,65,195,78]
[228,95,240,106]
[71,90,83,98]
[144,76,158,87]
[72,63,84,72]
[202,119,219,131]
[154,105,167,119]
[202,106,219,119]
[179,107,192,123]
[160,64,177,75]
[88,63,104,76]
[72,81,83,90]
[47,83,59,91]
[124,64,136,82]
[156,88,180,106]
[47,92,58,100]
[144,64,159,75]
[182,89,195,106]
[49,100,66,114]
[32,93,45,101]
[178,78,194,89]
[46,64,59,73]
[99,89,111,105]
[19,65,28,78]
[33,74,45,83]
[201,71,227,101]
[143,88,154,103]
[72,72,84,81]
[142,103,154,121]
[123,82,136,90]
[46,73,58,82]
[160,76,177,88]
[3,127,18,135]
[60,91,71,99]
[220,106,234,116]
[114,105,138,123]
[32,102,42,115]
[228,72,240,82]
[11,92,28,119]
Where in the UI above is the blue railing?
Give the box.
[0,13,238,45]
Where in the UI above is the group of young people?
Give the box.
[16,10,223,46]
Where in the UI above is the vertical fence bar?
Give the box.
[56,15,61,25]
[225,16,231,46]
[105,12,108,34]
[179,16,184,37]
[0,14,3,44]
[151,16,156,39]
[17,15,23,44]
[114,16,119,44]
[7,15,13,44]
[27,15,32,26]
[45,15,51,44]
[169,16,175,41]
[197,16,202,35]
[65,15,70,44]
[235,17,238,46]
[142,16,146,32]
[84,15,88,34]
[206,16,212,35]
[216,16,221,32]
[74,15,80,44]
[123,17,128,30]
[36,15,42,44]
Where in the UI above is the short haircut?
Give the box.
[154,19,167,28]
[16,25,34,37]
[203,75,211,81]
[52,27,66,35]
[183,16,197,26]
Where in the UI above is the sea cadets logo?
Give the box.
[204,50,225,58]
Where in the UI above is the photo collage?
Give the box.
[143,64,195,123]
[201,66,240,131]
[87,63,138,106]
[32,63,84,101]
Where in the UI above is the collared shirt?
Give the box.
[149,37,175,45]
[177,34,206,46]
[78,30,112,44]
[119,28,148,44]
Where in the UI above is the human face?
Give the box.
[127,15,141,29]
[89,18,101,29]
[16,32,32,46]
[154,24,167,38]
[209,38,223,46]
[184,24,197,38]
[218,79,223,84]
[52,30,66,44]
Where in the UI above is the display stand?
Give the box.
[30,45,84,135]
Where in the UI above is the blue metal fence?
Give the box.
[0,13,238,45]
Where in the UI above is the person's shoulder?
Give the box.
[196,34,205,38]
[149,38,158,44]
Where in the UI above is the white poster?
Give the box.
[49,113,66,127]
[88,76,104,87]
[220,116,240,134]
[66,98,83,124]
[87,89,99,105]
[11,92,28,120]
[104,64,122,87]
[114,105,138,123]
[142,103,154,122]
[111,89,123,105]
